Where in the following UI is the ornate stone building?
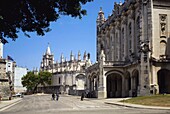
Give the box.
[39,44,91,95]
[86,0,170,98]
[0,41,16,98]
[0,58,8,97]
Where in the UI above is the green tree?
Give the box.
[0,0,94,44]
[22,72,38,93]
[34,71,52,93]
[22,71,52,93]
[38,71,52,86]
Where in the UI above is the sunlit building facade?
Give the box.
[39,45,91,95]
[86,0,170,98]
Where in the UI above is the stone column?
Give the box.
[98,50,106,98]
[139,0,151,96]
[131,74,134,96]
[122,76,125,97]
[89,78,92,91]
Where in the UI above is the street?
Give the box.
[1,94,170,114]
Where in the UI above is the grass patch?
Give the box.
[121,94,170,107]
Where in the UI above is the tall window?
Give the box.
[116,33,118,60]
[136,16,140,51]
[160,40,166,56]
[112,33,115,61]
[122,28,125,59]
[59,77,61,84]
[110,36,113,60]
[129,23,132,53]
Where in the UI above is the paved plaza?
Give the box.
[0,94,170,114]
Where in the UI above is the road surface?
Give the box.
[1,94,170,114]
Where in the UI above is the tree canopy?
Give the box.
[0,0,94,44]
[22,71,52,93]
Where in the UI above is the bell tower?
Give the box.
[40,43,54,72]
[96,7,105,61]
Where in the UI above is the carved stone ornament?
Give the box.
[159,14,167,38]
[122,16,127,25]
[160,15,166,21]
[161,23,166,35]
[143,0,149,5]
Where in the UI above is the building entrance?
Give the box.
[158,69,170,94]
[107,73,122,98]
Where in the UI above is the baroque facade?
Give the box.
[86,0,170,98]
[39,45,91,95]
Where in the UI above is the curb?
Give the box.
[0,98,22,111]
[104,102,170,110]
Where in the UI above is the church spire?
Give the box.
[61,53,64,63]
[96,7,105,26]
[78,51,81,61]
[83,51,87,61]
[46,43,51,55]
[70,51,74,61]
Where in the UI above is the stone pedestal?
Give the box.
[139,87,150,96]
[98,91,106,99]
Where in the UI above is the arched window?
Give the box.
[160,40,167,56]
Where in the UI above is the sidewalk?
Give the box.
[66,95,170,110]
[103,98,170,110]
[0,97,22,111]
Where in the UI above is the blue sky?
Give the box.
[4,0,123,71]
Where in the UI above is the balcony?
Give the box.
[159,55,170,62]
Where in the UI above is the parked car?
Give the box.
[13,93,24,98]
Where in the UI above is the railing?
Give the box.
[154,55,170,62]
[104,61,128,66]
[159,55,170,60]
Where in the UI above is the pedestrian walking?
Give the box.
[56,93,59,101]
[52,93,55,100]
[81,92,85,101]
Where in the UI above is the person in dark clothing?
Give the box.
[56,93,59,101]
[81,92,85,101]
[52,93,55,100]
